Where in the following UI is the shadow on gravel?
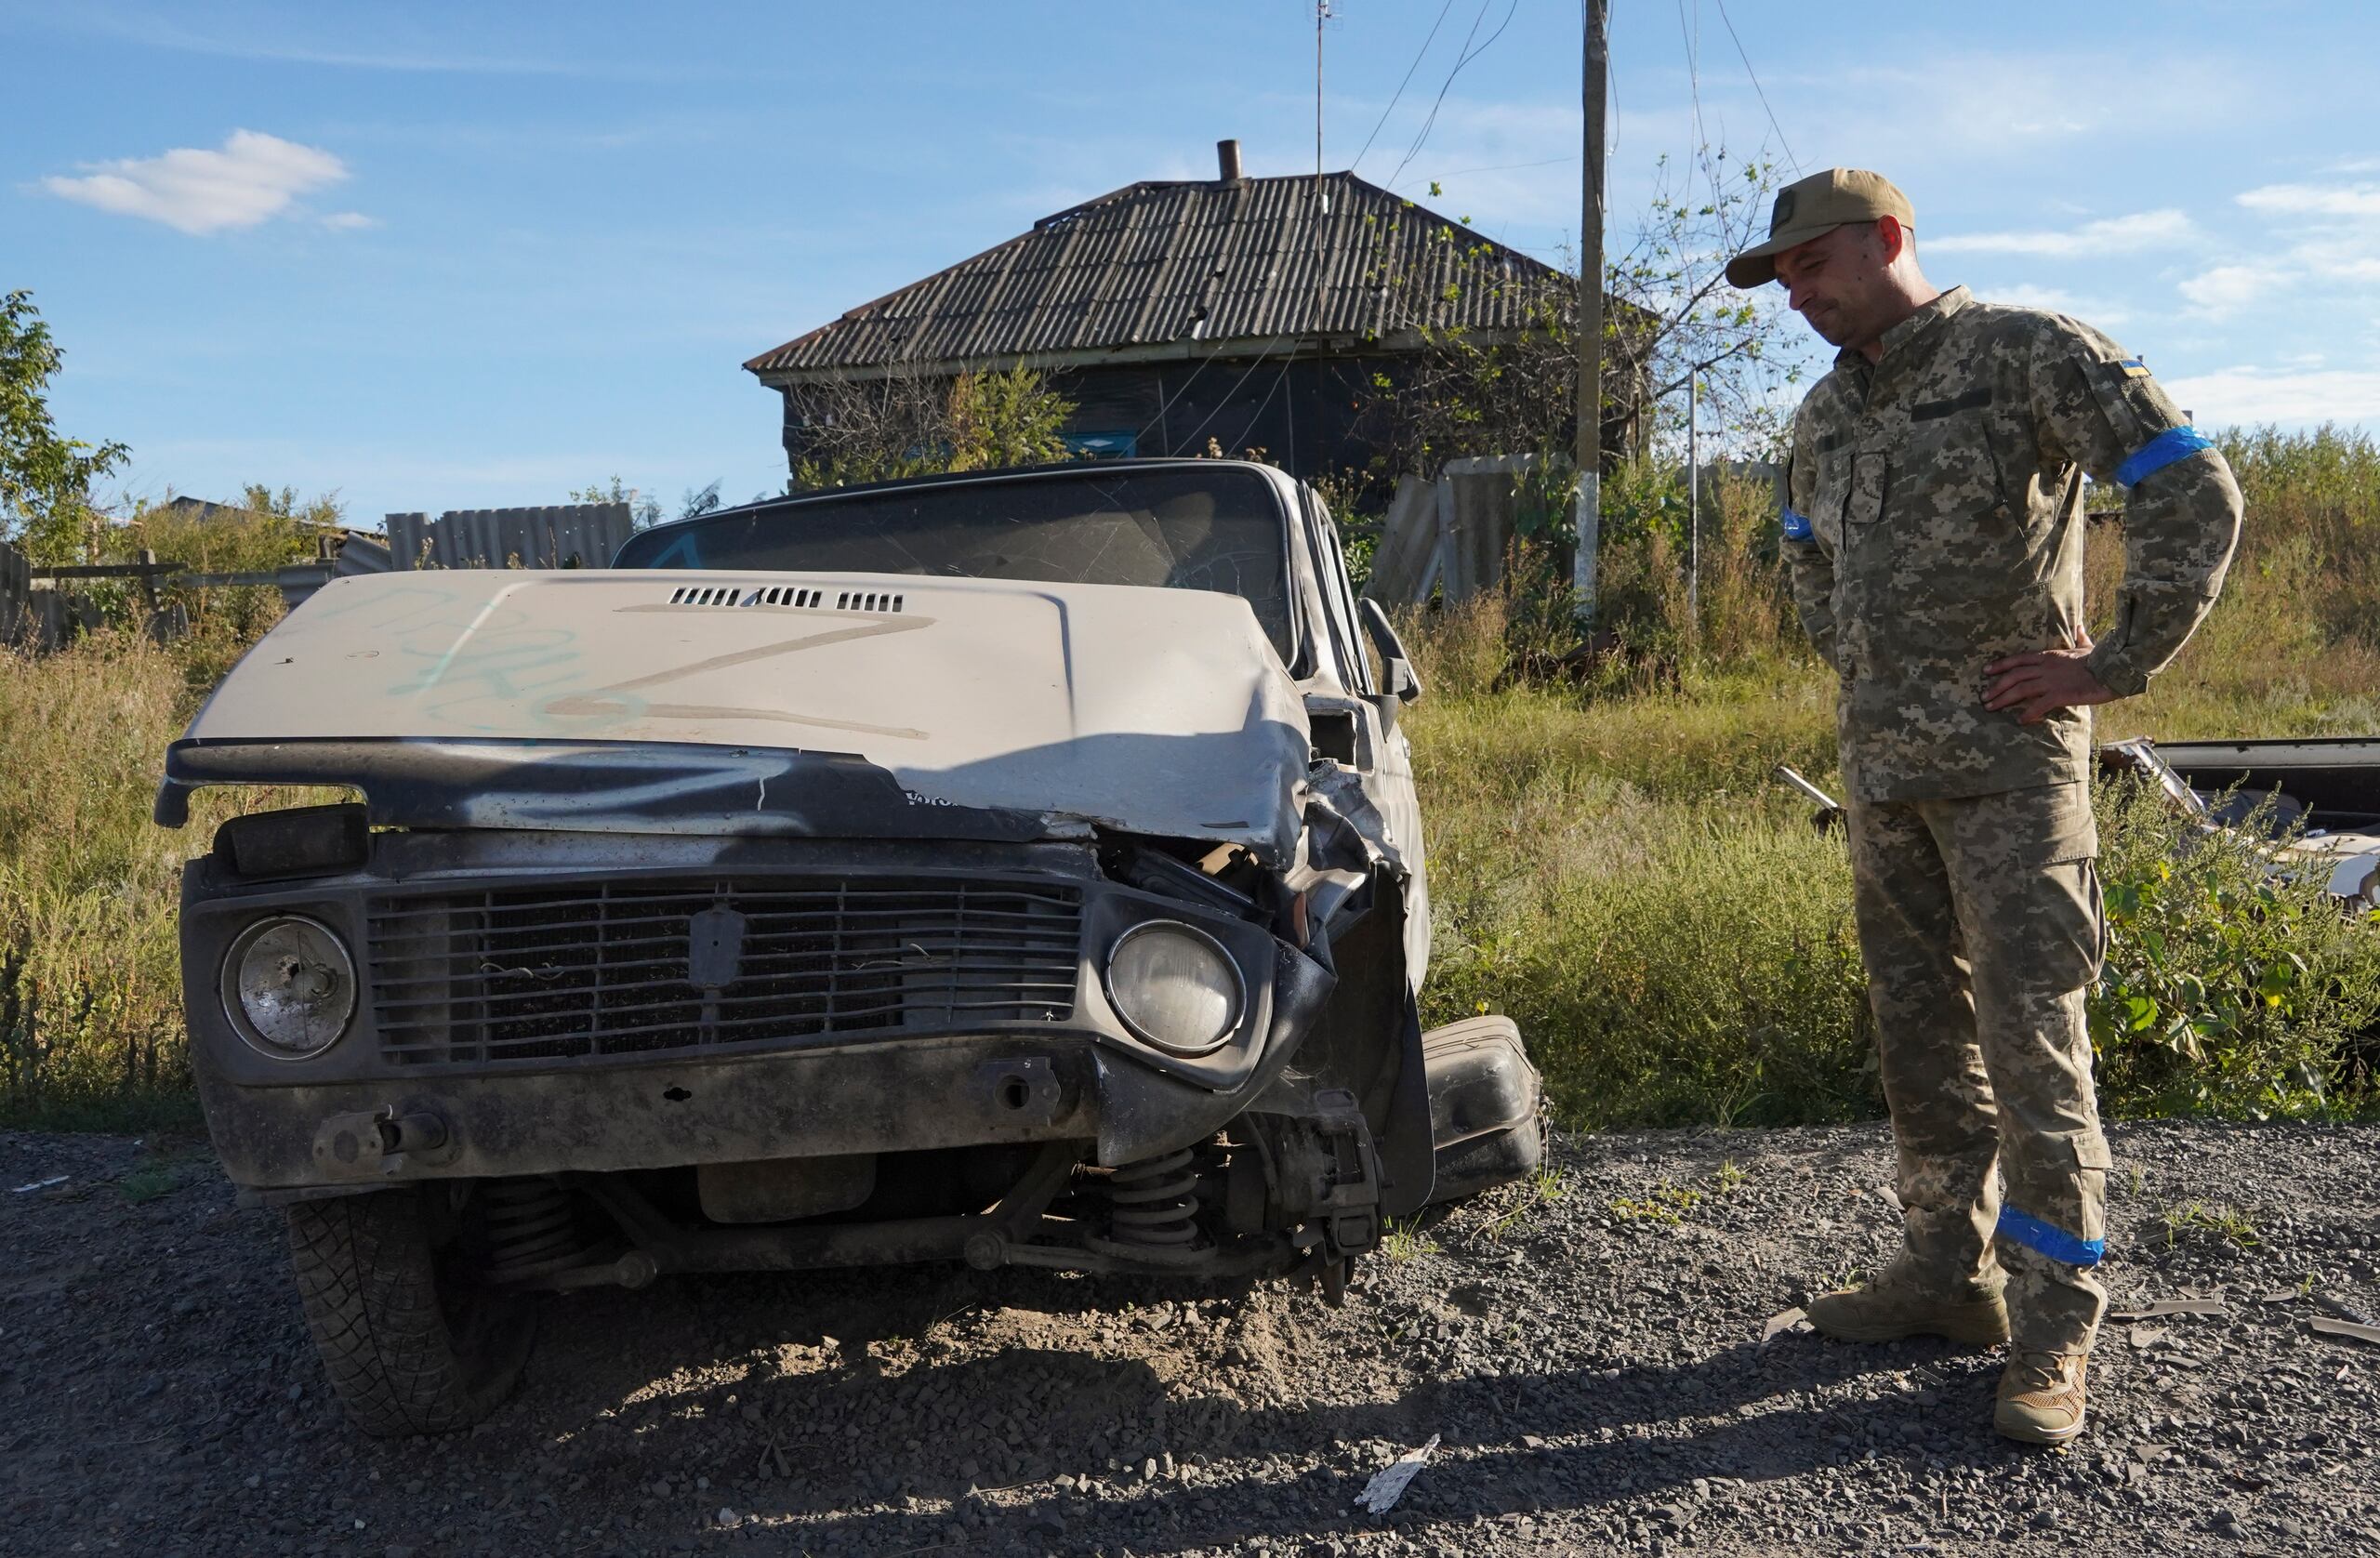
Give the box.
[521,1261,2030,1555]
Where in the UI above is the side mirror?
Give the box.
[1355,597,1423,707]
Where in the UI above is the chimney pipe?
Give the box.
[1216,139,1243,183]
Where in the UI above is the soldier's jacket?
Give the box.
[1785,285,2243,803]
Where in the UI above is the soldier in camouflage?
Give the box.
[1726,169,2242,1444]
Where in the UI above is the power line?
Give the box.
[1675,0,1713,173]
[1680,1,1728,217]
[1140,352,1219,443]
[1679,0,1707,163]
[1235,352,1300,459]
[1175,348,1286,455]
[1384,0,1520,194]
[1349,0,1458,173]
[1387,0,1490,191]
[1712,0,1799,173]
[1396,153,1574,184]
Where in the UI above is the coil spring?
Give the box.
[1106,1148,1199,1248]
[479,1177,587,1284]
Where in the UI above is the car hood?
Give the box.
[165,569,1314,859]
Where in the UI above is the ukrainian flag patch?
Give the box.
[2117,358,2151,378]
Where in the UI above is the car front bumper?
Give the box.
[181,829,1333,1192]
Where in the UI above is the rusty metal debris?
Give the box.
[2310,1317,2380,1346]
[2313,1293,2378,1327]
[2108,1299,2229,1321]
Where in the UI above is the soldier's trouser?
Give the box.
[1844,782,2111,1354]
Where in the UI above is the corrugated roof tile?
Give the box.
[746,172,1567,377]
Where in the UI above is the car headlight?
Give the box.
[220,916,357,1060]
[1103,921,1246,1056]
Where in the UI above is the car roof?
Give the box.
[634,458,1297,545]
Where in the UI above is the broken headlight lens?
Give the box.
[1104,921,1245,1056]
[220,916,356,1060]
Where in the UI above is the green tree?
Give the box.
[792,363,1076,490]
[1356,148,1805,479]
[945,364,1075,472]
[1,289,129,563]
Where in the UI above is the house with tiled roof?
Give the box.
[745,141,1636,482]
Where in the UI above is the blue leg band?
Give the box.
[1997,1207,2106,1267]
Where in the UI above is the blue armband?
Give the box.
[1780,506,1814,542]
[2114,425,2214,487]
[1996,1206,2105,1268]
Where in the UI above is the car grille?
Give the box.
[366,876,1082,1064]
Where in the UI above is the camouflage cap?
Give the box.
[1725,168,1915,289]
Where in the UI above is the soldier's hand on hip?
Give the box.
[1983,645,2116,724]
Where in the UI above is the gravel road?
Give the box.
[5,1120,2376,1557]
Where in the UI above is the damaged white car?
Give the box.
[159,459,1543,1435]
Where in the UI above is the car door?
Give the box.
[1297,489,1430,991]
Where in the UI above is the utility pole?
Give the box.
[1572,0,1608,627]
[1302,1,1333,474]
[1686,371,1699,636]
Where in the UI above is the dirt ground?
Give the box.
[4,1120,2376,1558]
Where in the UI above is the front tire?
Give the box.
[284,1185,536,1437]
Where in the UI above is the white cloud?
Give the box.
[2160,365,2380,429]
[1990,284,2130,326]
[41,130,347,234]
[2179,263,2284,320]
[2287,236,2380,284]
[320,211,379,231]
[2238,182,2380,217]
[1925,209,2195,257]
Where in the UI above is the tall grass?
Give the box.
[1,495,333,1124]
[1,630,224,1125]
[2,430,2375,1129]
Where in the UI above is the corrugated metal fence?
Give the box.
[385,504,633,571]
[1363,456,1552,607]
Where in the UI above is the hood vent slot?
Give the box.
[746,586,824,609]
[667,584,897,612]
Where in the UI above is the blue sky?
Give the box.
[7,1,2377,526]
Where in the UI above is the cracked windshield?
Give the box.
[617,467,1296,659]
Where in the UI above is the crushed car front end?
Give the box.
[163,462,1542,1435]
[160,548,1429,1292]
[178,804,1381,1279]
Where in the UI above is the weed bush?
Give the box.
[2088,779,2380,1116]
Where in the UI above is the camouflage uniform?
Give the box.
[1784,285,2241,1352]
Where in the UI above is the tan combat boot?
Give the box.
[1804,1263,2010,1346]
[1994,1351,2089,1444]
